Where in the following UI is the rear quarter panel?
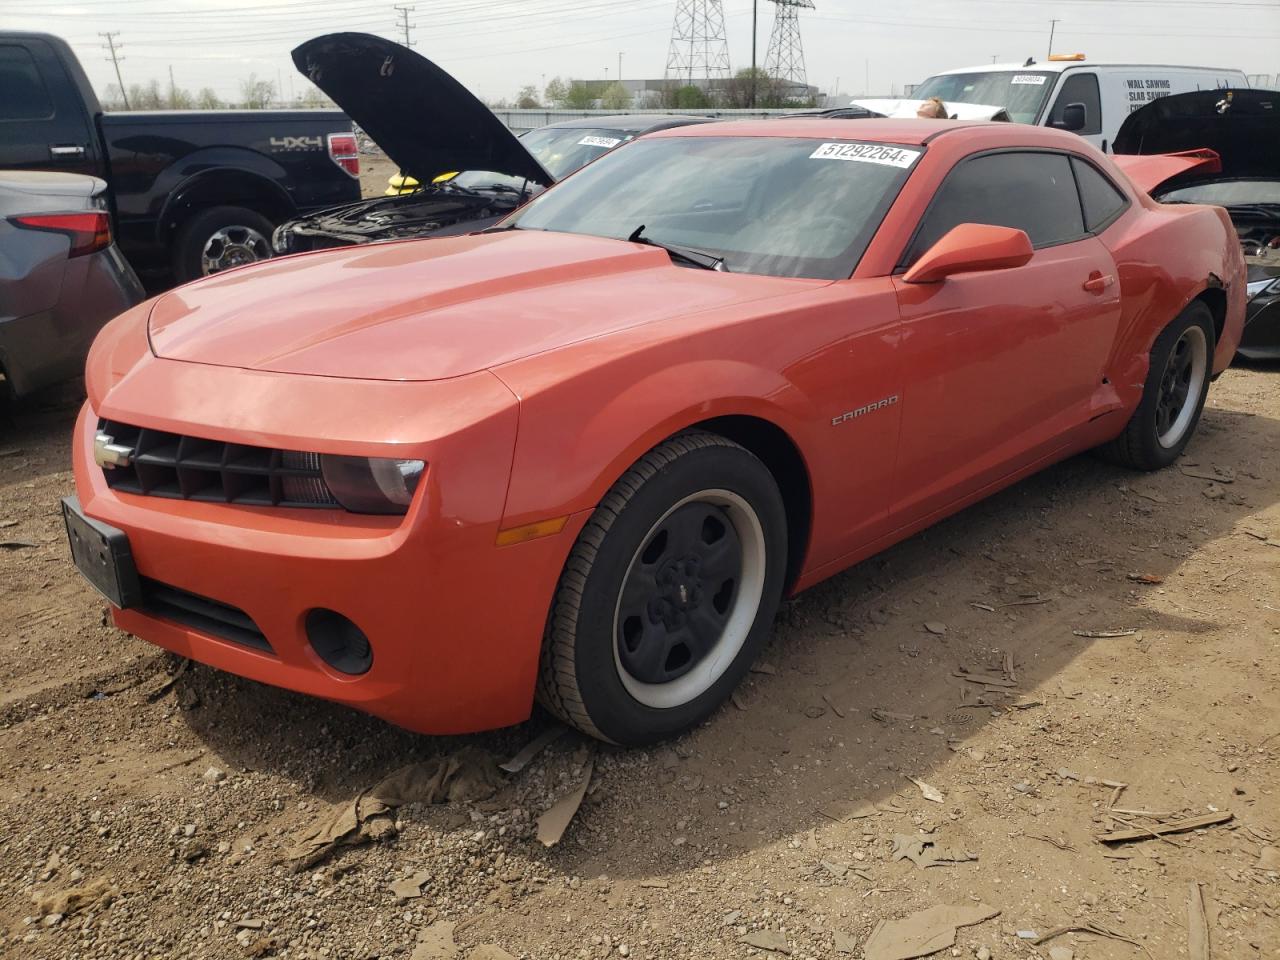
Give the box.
[1096,187,1246,402]
[100,111,360,256]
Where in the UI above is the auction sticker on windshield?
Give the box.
[809,142,921,168]
[1011,74,1048,85]
[578,136,623,149]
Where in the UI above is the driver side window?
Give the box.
[905,151,1087,266]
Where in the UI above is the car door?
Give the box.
[888,150,1122,527]
[1046,71,1104,149]
[0,38,101,178]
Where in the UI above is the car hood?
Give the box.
[147,232,811,382]
[851,98,1012,121]
[1113,88,1280,182]
[291,33,552,187]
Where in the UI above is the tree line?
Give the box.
[100,74,335,111]
[490,68,814,111]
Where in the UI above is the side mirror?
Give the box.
[1059,102,1087,132]
[902,223,1034,284]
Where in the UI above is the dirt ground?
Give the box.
[0,365,1277,960]
[360,154,402,199]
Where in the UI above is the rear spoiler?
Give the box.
[1111,148,1222,196]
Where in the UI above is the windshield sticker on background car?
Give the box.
[809,143,921,169]
[1011,74,1048,85]
[578,136,622,149]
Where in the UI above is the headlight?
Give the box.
[1246,276,1280,299]
[320,456,424,515]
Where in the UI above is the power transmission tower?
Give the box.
[100,31,129,109]
[764,0,815,92]
[393,5,416,47]
[664,0,731,87]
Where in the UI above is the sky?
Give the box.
[3,0,1279,104]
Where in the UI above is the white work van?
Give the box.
[908,58,1248,151]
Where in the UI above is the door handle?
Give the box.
[49,145,86,159]
[1083,273,1115,294]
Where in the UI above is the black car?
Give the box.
[273,33,714,254]
[0,32,361,283]
[1115,88,1280,360]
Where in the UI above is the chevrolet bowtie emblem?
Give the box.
[93,431,135,469]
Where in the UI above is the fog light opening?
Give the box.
[305,609,373,676]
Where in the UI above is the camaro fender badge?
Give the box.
[831,395,900,426]
[93,431,135,469]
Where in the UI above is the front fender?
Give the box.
[497,356,812,532]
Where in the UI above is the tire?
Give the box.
[537,432,787,746]
[172,205,275,283]
[1101,300,1215,471]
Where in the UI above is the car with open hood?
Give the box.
[272,33,713,254]
[1114,88,1280,360]
[67,119,1245,746]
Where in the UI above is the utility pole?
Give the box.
[750,0,758,108]
[618,52,623,86]
[1048,19,1060,59]
[100,31,129,109]
[168,65,176,107]
[394,5,416,47]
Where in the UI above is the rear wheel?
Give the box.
[1101,300,1214,470]
[537,432,787,745]
[172,205,275,283]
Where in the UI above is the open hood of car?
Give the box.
[292,33,552,187]
[1113,88,1280,182]
[851,99,1011,122]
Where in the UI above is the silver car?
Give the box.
[1,171,143,398]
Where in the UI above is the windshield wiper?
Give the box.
[478,223,524,233]
[626,224,728,272]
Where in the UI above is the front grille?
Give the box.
[99,420,337,509]
[139,577,273,653]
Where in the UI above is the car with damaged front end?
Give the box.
[1114,88,1280,360]
[68,119,1245,746]
[272,33,712,254]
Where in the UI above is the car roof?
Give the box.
[543,114,717,133]
[935,61,1243,76]
[649,117,1067,145]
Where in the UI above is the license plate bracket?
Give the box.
[61,496,141,608]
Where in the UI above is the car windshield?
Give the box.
[519,126,634,180]
[506,136,920,280]
[1158,179,1280,206]
[914,71,1056,123]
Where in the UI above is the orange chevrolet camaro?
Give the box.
[66,119,1246,745]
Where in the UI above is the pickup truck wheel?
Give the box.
[1100,301,1214,471]
[537,432,787,746]
[173,206,275,282]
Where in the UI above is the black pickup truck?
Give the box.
[0,32,362,283]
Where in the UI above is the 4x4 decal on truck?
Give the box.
[270,135,323,151]
[831,395,900,426]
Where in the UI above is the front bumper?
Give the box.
[71,360,585,736]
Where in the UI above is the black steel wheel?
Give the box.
[1100,300,1214,471]
[538,432,786,745]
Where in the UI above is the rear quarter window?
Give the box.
[0,45,54,121]
[1071,158,1129,232]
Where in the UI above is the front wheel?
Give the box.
[537,432,787,745]
[172,205,275,283]
[1101,301,1214,471]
